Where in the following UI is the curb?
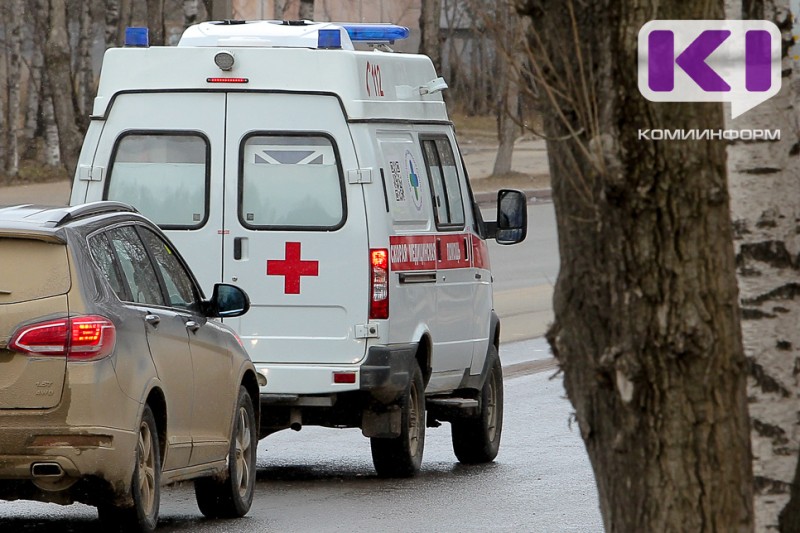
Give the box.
[474,188,552,207]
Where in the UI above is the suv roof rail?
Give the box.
[54,201,138,227]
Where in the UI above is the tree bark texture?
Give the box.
[724,0,800,531]
[517,0,755,530]
[45,0,81,176]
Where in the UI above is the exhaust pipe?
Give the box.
[289,408,302,432]
[31,462,64,478]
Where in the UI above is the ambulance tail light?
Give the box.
[370,248,389,319]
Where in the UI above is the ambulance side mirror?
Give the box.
[491,189,527,245]
[207,283,250,318]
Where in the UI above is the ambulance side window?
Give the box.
[240,134,345,230]
[421,137,465,229]
[105,133,209,230]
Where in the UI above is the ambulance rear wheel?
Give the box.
[370,363,425,478]
[452,347,503,464]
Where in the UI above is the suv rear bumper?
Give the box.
[0,425,138,505]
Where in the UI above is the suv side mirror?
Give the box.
[208,283,250,318]
[488,189,527,245]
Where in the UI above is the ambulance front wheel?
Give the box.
[370,362,426,478]
[451,346,503,464]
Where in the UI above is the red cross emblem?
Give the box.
[267,242,319,294]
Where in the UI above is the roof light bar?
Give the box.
[341,24,409,44]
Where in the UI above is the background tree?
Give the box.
[419,0,442,75]
[5,0,25,179]
[44,0,82,176]
[515,0,754,530]
[146,0,166,45]
[489,0,521,176]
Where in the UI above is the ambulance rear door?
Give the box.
[78,92,226,291]
[222,93,370,366]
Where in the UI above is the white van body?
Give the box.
[71,20,527,476]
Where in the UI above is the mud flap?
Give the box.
[361,405,402,438]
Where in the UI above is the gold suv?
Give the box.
[0,202,260,532]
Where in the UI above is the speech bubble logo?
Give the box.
[638,20,781,119]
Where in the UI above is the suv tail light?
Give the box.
[9,316,117,361]
[370,248,389,319]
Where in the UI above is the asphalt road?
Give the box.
[0,338,602,533]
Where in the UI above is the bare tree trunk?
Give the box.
[5,0,25,178]
[183,0,198,28]
[22,37,43,155]
[491,0,521,176]
[45,0,81,176]
[76,0,94,125]
[298,0,313,20]
[146,0,165,45]
[722,0,800,531]
[419,0,442,74]
[518,0,755,530]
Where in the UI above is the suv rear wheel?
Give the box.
[451,347,503,464]
[370,362,425,477]
[195,386,257,518]
[98,404,161,532]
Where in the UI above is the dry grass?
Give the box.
[0,161,69,187]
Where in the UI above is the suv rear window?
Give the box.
[0,239,70,304]
[239,134,345,230]
[106,133,209,229]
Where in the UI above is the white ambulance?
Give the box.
[71,20,527,477]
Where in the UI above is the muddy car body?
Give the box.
[0,202,260,531]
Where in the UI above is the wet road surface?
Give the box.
[0,339,602,532]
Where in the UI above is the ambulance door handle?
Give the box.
[233,237,246,260]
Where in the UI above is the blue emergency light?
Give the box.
[317,29,342,49]
[125,27,149,47]
[341,24,410,44]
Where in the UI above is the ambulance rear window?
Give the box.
[105,133,209,229]
[240,134,345,230]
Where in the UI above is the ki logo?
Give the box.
[638,20,781,118]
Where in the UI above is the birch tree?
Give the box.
[724,0,800,530]
[45,0,81,176]
[516,0,754,530]
[5,0,25,177]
